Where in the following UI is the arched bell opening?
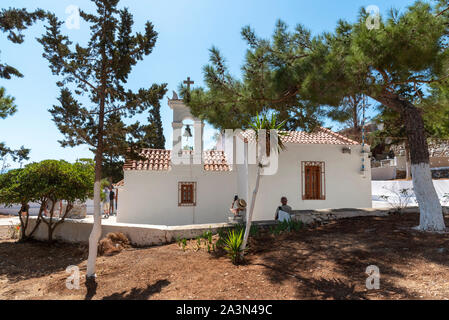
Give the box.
[182,119,195,151]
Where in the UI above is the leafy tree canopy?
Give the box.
[0,159,94,206]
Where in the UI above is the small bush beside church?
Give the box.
[0,159,94,242]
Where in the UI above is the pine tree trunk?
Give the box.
[352,96,359,131]
[375,92,445,232]
[87,155,103,278]
[241,165,261,256]
[86,22,109,278]
[87,94,105,279]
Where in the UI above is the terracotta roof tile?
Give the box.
[239,127,359,145]
[124,149,230,172]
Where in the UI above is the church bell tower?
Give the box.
[168,78,204,164]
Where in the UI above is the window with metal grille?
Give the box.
[178,182,196,206]
[301,162,325,200]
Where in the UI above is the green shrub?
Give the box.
[216,228,227,248]
[201,229,213,244]
[223,228,244,264]
[250,224,259,237]
[181,238,187,251]
[270,219,303,235]
[0,159,94,242]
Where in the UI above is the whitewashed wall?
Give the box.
[117,165,237,226]
[244,143,372,221]
[371,167,397,181]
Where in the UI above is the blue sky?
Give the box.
[0,0,416,167]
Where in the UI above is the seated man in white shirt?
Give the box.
[275,197,293,222]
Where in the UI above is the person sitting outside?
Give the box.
[275,196,293,221]
[230,196,247,217]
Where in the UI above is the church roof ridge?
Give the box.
[123,149,230,172]
[238,127,360,145]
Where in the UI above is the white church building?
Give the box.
[116,93,372,226]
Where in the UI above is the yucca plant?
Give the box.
[241,113,288,256]
[247,113,288,157]
[224,228,245,264]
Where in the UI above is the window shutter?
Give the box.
[302,162,325,200]
[178,182,197,206]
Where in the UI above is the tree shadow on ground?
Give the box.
[85,277,98,300]
[248,213,449,299]
[0,240,87,283]
[101,279,170,300]
[252,261,368,300]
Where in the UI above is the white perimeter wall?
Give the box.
[371,167,397,181]
[117,165,237,226]
[372,179,449,207]
[245,143,372,221]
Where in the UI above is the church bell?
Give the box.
[183,125,193,140]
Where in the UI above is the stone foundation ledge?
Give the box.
[26,207,449,246]
[26,217,242,247]
[291,207,449,226]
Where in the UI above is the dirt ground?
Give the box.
[1,212,449,300]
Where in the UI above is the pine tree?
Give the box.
[295,1,449,231]
[0,8,46,79]
[370,99,449,180]
[326,94,367,137]
[189,1,449,232]
[0,87,16,119]
[0,8,42,169]
[424,83,449,139]
[146,102,165,149]
[101,113,128,183]
[38,0,167,279]
[184,20,324,132]
[101,105,165,183]
[370,105,411,178]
